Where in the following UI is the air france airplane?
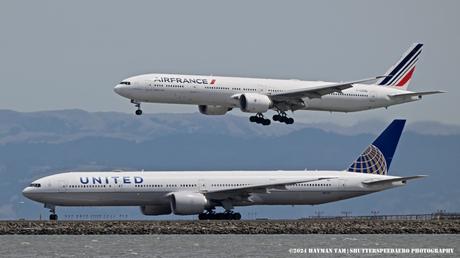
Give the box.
[23,120,424,220]
[114,43,443,125]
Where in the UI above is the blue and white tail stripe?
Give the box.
[377,43,423,90]
[347,145,387,175]
[347,120,406,175]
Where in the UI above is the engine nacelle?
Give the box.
[170,192,208,215]
[239,93,273,113]
[140,205,172,215]
[198,105,232,115]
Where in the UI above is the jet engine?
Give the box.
[170,192,208,215]
[140,205,172,215]
[198,105,232,115]
[239,93,273,113]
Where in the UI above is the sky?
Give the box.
[0,0,459,125]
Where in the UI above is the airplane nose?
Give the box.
[114,84,131,98]
[114,84,123,95]
[22,187,32,198]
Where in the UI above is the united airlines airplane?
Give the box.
[23,120,424,220]
[114,43,443,125]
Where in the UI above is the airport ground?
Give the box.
[1,218,459,234]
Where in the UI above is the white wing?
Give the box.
[271,76,386,100]
[204,177,336,200]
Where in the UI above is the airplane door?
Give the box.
[336,179,346,190]
[198,178,206,191]
[57,180,67,192]
[258,83,266,94]
[369,90,376,103]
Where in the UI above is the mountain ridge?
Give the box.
[0,109,458,145]
[0,109,458,219]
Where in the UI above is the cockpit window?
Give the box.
[120,81,131,85]
[29,183,41,187]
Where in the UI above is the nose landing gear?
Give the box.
[50,213,58,221]
[45,204,58,221]
[131,100,143,115]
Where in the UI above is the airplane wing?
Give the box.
[388,91,446,99]
[203,177,336,200]
[270,76,386,100]
[362,175,427,186]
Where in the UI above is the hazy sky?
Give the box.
[1,0,458,125]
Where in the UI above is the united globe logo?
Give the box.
[347,145,387,175]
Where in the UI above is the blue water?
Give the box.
[0,234,458,257]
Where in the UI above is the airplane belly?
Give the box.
[31,192,169,206]
[186,90,236,106]
[130,88,176,103]
[127,87,236,106]
[305,97,370,112]
[305,96,392,112]
[247,190,371,205]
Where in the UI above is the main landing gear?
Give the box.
[250,112,294,126]
[131,99,143,115]
[249,113,271,126]
[272,111,294,124]
[46,204,58,221]
[198,211,242,220]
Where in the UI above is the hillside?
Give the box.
[0,110,458,219]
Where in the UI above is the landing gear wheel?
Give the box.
[198,211,242,220]
[46,204,58,221]
[224,212,241,220]
[131,100,143,116]
[250,113,270,126]
[273,111,294,125]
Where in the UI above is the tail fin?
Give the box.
[376,43,423,90]
[347,120,406,175]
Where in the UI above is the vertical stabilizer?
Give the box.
[347,120,406,175]
[376,43,423,90]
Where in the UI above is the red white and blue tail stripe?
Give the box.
[376,43,423,90]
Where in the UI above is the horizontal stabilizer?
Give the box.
[389,90,446,98]
[362,175,427,185]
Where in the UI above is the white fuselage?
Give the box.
[114,73,421,112]
[23,170,405,208]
